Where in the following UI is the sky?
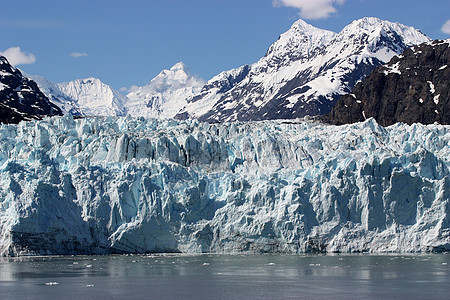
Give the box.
[1,0,449,92]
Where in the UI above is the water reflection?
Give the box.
[0,254,449,299]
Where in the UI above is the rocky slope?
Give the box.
[0,116,448,256]
[125,62,205,119]
[324,40,450,126]
[0,56,62,123]
[176,17,430,122]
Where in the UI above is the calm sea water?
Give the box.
[0,254,448,299]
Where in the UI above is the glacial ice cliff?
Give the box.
[0,116,449,256]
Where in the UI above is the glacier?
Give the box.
[0,115,449,256]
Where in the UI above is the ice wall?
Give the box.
[0,115,448,255]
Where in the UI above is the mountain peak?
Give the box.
[263,18,335,64]
[344,17,401,34]
[341,17,430,47]
[151,62,199,86]
[170,61,188,72]
[77,77,103,85]
[125,61,205,119]
[350,16,384,27]
[290,18,325,34]
[0,56,10,65]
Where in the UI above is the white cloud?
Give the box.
[0,47,36,65]
[119,85,140,94]
[273,0,345,20]
[442,20,450,34]
[128,85,140,93]
[70,52,89,58]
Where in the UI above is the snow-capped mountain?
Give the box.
[176,17,431,122]
[125,62,205,119]
[26,74,82,115]
[58,78,127,116]
[0,56,62,123]
[325,39,450,126]
[1,116,449,255]
[30,75,127,116]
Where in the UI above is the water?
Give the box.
[0,254,449,299]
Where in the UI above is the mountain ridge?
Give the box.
[11,17,434,124]
[176,17,431,122]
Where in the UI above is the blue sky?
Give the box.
[1,0,449,91]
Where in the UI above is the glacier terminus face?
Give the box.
[0,115,449,256]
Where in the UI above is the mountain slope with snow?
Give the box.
[0,56,62,123]
[58,78,127,116]
[176,17,431,122]
[325,39,450,126]
[0,116,448,255]
[26,74,83,115]
[125,62,205,119]
[30,75,127,116]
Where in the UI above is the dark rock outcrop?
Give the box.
[324,40,450,126]
[0,56,62,123]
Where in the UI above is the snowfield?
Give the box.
[0,115,449,256]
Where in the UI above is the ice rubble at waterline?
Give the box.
[0,115,448,256]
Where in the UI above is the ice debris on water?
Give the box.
[0,115,449,255]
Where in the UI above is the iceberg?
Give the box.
[0,115,448,256]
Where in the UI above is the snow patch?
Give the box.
[428,81,436,94]
[0,82,8,91]
[434,94,440,105]
[384,62,402,75]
